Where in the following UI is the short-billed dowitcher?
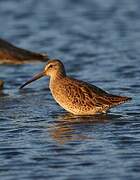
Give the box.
[20,59,132,115]
[0,38,49,64]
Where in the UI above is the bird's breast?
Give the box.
[49,79,66,104]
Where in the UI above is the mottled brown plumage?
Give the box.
[0,38,49,64]
[20,59,132,115]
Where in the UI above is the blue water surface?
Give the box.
[0,0,140,179]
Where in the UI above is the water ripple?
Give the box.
[0,0,139,180]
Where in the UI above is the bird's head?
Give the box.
[19,59,66,89]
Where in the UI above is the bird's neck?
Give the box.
[50,72,66,86]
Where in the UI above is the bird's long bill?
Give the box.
[19,71,44,89]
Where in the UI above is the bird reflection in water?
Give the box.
[49,113,122,144]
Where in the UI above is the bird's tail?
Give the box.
[108,94,132,107]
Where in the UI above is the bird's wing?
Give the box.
[76,80,130,107]
[63,77,131,108]
[79,83,112,107]
[64,78,111,107]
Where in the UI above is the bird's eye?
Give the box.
[49,65,53,68]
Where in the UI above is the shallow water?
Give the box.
[0,0,140,179]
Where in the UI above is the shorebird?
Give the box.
[0,38,49,64]
[20,59,132,115]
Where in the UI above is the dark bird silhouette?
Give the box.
[0,38,49,64]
